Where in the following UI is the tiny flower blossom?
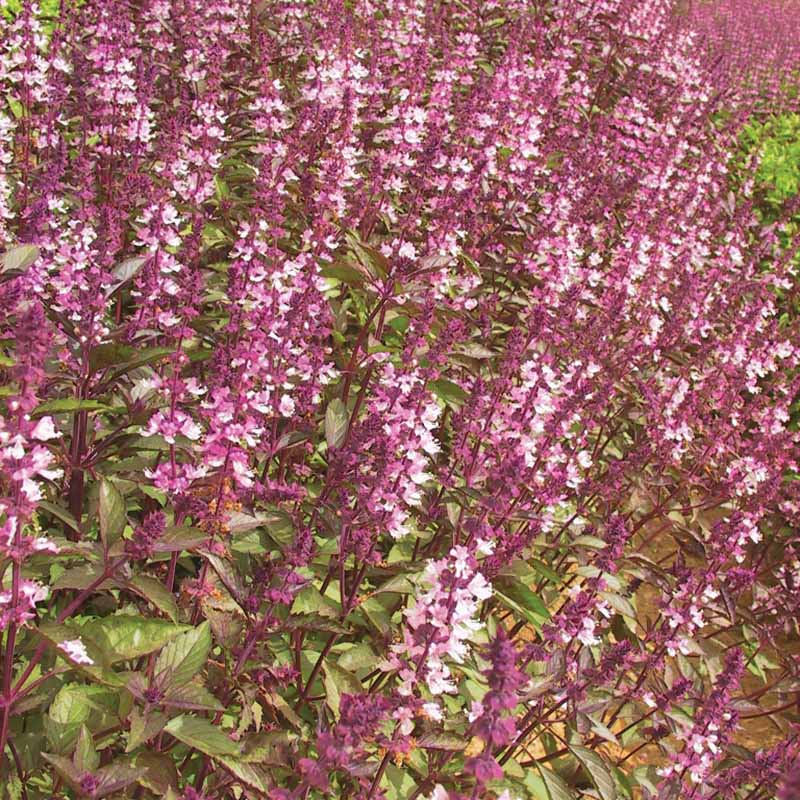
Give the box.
[58,638,94,666]
[30,416,60,441]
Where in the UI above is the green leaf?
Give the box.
[141,484,168,505]
[531,761,576,800]
[2,774,23,800]
[416,732,468,750]
[163,715,239,757]
[230,528,266,554]
[108,346,174,382]
[205,605,246,650]
[260,508,294,547]
[154,621,212,687]
[285,613,351,635]
[570,745,617,800]
[599,591,637,621]
[134,751,179,795]
[586,715,620,746]
[429,378,469,409]
[201,552,248,605]
[325,397,349,449]
[154,525,207,553]
[630,766,660,796]
[94,760,148,797]
[372,574,416,594]
[384,762,418,800]
[337,643,377,672]
[217,757,272,793]
[323,660,363,718]
[36,623,124,687]
[41,753,83,789]
[453,342,496,359]
[321,260,367,285]
[45,684,115,753]
[572,535,608,549]
[74,724,100,772]
[262,688,303,729]
[81,616,188,663]
[32,398,111,416]
[6,97,24,120]
[345,229,390,277]
[126,574,179,622]
[109,256,146,288]
[504,757,526,779]
[241,731,296,765]
[89,342,137,372]
[37,500,80,533]
[202,223,230,248]
[48,687,101,729]
[523,773,550,800]
[163,682,224,712]
[611,765,634,798]
[99,478,127,546]
[494,578,550,628]
[358,596,392,635]
[126,708,168,752]
[531,558,563,585]
[52,564,111,591]
[292,585,339,618]
[2,244,39,274]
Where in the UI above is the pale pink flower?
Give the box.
[58,638,94,666]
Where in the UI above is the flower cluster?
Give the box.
[383,542,493,698]
[657,650,745,787]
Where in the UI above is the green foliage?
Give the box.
[1,0,61,27]
[741,112,800,209]
[736,111,800,428]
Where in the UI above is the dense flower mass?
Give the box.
[0,0,799,798]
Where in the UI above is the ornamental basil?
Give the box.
[0,0,799,799]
